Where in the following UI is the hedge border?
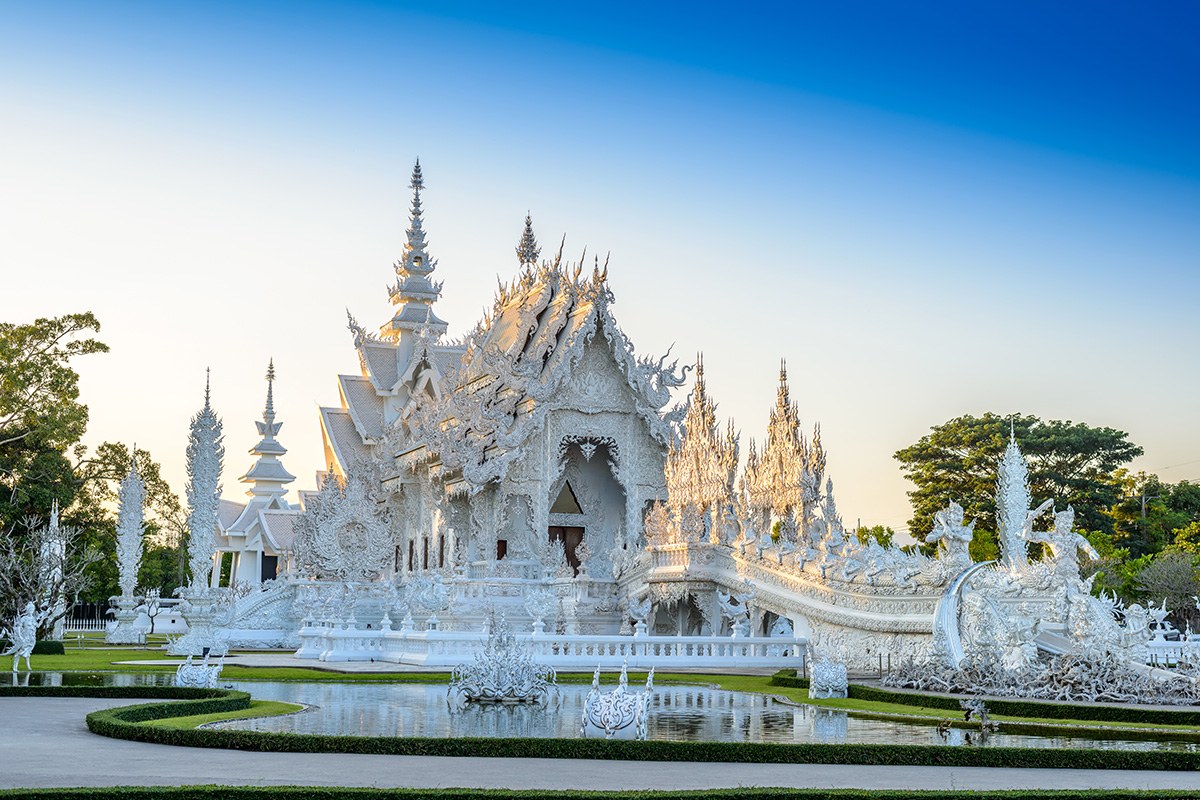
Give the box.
[9,683,1200,772]
[768,670,1200,726]
[0,685,237,701]
[4,788,1200,800]
[0,640,65,655]
[80,693,1200,771]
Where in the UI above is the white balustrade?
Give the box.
[297,627,804,668]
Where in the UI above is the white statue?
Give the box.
[448,614,556,703]
[185,371,224,590]
[581,660,654,740]
[716,578,755,636]
[928,502,975,566]
[2,602,43,673]
[809,656,848,699]
[114,454,146,600]
[175,651,226,688]
[1024,505,1099,575]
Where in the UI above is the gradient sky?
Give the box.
[2,1,1198,536]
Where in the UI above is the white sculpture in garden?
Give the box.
[106,453,146,644]
[448,614,556,703]
[2,602,43,672]
[581,661,654,740]
[888,429,1196,704]
[175,651,226,688]
[809,656,848,699]
[169,376,228,657]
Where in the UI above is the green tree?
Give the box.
[895,413,1142,550]
[1109,472,1200,555]
[0,313,107,528]
[855,525,895,548]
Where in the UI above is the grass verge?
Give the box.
[141,699,304,730]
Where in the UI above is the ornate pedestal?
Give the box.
[166,590,228,656]
[104,597,144,645]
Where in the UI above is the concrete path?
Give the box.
[3,697,1199,792]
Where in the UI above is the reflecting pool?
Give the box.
[213,681,1200,750]
[18,672,1200,750]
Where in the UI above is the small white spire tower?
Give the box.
[240,358,295,503]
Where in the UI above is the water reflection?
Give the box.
[212,681,1200,751]
[12,671,174,687]
[17,672,1200,751]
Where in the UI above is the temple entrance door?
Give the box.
[547,526,584,575]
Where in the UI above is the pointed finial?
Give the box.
[516,212,541,267]
[1010,416,1016,442]
[264,358,276,420]
[411,158,423,192]
[204,367,212,408]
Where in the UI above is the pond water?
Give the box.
[17,672,1200,750]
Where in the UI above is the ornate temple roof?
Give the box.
[327,163,690,491]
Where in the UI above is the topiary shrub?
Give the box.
[0,639,66,655]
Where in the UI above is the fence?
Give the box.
[63,617,109,632]
[296,623,805,668]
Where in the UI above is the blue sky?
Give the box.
[2,1,1197,533]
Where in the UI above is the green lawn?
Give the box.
[140,700,304,730]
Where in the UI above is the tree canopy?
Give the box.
[895,413,1143,546]
[0,313,107,528]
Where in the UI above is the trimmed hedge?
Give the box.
[4,789,1200,800]
[768,670,1200,727]
[0,639,65,655]
[0,685,236,700]
[81,695,1200,771]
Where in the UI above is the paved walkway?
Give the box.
[3,697,1199,791]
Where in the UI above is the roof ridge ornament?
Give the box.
[516,212,541,267]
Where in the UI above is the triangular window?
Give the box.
[551,481,583,514]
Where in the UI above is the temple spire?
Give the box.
[516,212,541,267]
[383,158,448,339]
[241,358,295,500]
[264,358,276,424]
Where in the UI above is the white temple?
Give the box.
[188,161,1172,687]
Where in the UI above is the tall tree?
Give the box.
[1109,472,1200,555]
[0,313,107,527]
[895,413,1142,547]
